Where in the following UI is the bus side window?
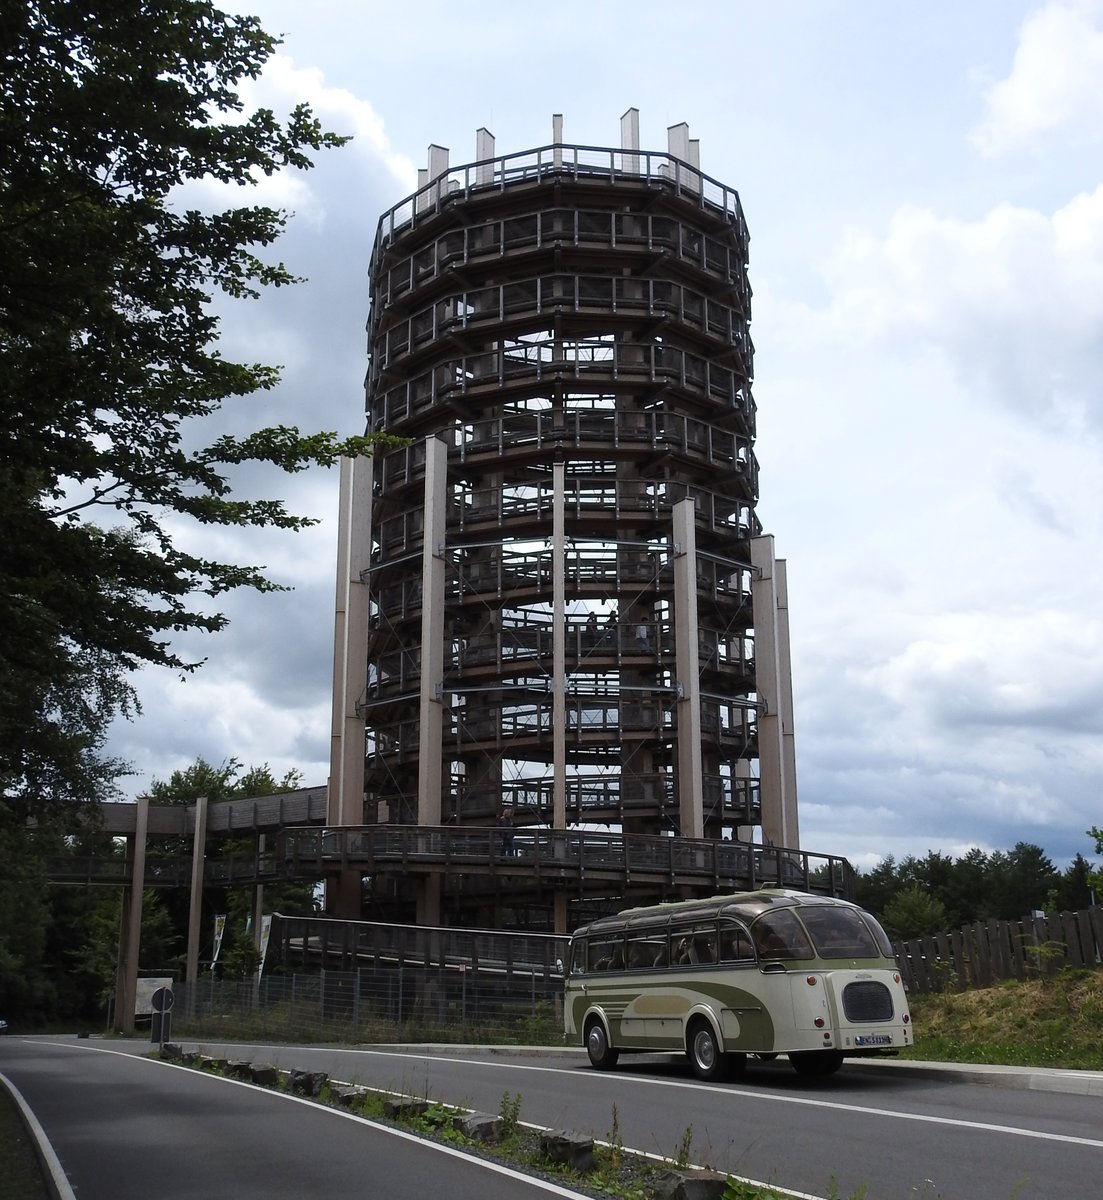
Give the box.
[720,926,754,962]
[671,924,711,964]
[589,936,621,972]
[693,926,718,963]
[626,935,656,968]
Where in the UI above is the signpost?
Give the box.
[150,985,174,1046]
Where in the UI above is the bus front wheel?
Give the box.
[586,1019,619,1070]
[789,1050,844,1078]
[687,1019,728,1081]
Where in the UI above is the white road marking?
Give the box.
[254,1045,1103,1152]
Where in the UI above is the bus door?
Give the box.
[618,927,667,1046]
[627,920,716,1047]
[746,909,818,1052]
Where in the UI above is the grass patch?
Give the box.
[903,967,1103,1070]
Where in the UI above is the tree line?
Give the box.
[854,837,1101,942]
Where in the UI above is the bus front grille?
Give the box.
[842,981,894,1022]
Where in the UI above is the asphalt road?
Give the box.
[142,1039,1103,1200]
[0,1037,594,1200]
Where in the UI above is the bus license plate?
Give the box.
[855,1034,892,1046]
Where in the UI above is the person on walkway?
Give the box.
[497,805,515,855]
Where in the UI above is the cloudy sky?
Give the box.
[106,0,1103,873]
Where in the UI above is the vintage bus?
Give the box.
[564,889,911,1079]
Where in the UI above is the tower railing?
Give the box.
[374,142,747,255]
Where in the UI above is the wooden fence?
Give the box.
[894,907,1103,994]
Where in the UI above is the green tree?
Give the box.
[0,2,392,821]
[148,758,303,808]
[986,843,1058,919]
[854,854,901,918]
[943,847,990,927]
[0,824,58,1021]
[148,757,317,974]
[880,885,948,942]
[1087,826,1103,901]
[65,887,181,1013]
[1051,853,1095,913]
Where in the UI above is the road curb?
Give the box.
[0,1070,77,1200]
[845,1057,1103,1096]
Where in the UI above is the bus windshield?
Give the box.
[797,905,881,959]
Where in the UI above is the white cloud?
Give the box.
[972,0,1103,157]
[113,669,330,795]
[182,52,418,225]
[246,53,419,194]
[755,173,1103,869]
[790,188,1103,432]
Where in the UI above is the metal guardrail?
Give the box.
[43,855,280,887]
[374,142,748,253]
[44,826,854,899]
[279,825,854,897]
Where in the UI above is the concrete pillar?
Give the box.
[428,144,449,206]
[668,121,689,186]
[252,834,266,963]
[114,795,148,1034]
[418,436,448,828]
[184,794,208,989]
[620,107,640,175]
[667,122,690,161]
[476,127,495,184]
[552,462,566,829]
[554,890,568,939]
[673,500,704,838]
[329,455,372,826]
[552,113,563,169]
[417,438,447,927]
[751,535,800,848]
[416,167,429,213]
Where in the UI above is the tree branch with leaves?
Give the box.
[1,2,394,820]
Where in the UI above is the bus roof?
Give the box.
[572,889,860,937]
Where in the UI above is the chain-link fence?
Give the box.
[173,917,569,1046]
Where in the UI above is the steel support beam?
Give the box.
[114,795,148,1034]
[673,500,704,838]
[751,534,800,848]
[329,454,372,826]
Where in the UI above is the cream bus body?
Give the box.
[564,889,912,1079]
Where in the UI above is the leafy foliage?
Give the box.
[148,757,303,807]
[856,841,1094,929]
[1088,827,1103,900]
[0,2,390,817]
[147,756,318,978]
[879,885,948,941]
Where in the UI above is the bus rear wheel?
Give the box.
[789,1050,844,1078]
[687,1019,731,1081]
[586,1019,619,1070]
